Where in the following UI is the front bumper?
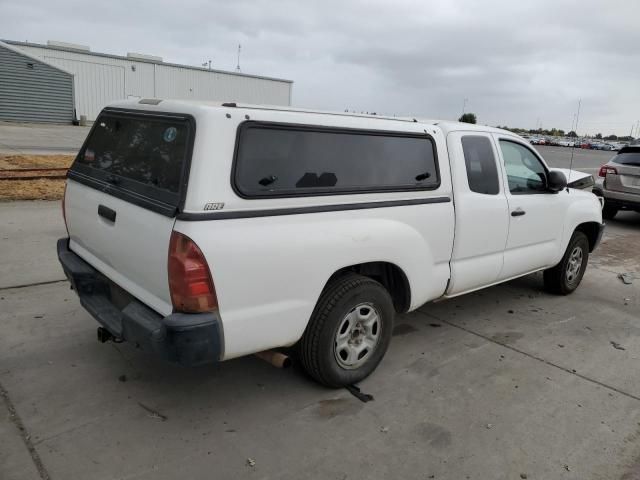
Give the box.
[57,238,223,366]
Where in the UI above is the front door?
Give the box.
[494,137,568,280]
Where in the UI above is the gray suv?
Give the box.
[594,145,640,219]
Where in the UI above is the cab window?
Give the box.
[461,135,500,195]
[499,140,547,194]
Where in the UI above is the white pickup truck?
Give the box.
[58,100,604,387]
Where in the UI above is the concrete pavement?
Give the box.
[0,122,89,156]
[1,203,640,480]
[537,145,614,174]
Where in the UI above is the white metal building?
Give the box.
[2,39,293,122]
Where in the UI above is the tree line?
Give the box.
[458,113,633,140]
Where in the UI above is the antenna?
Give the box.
[236,44,241,72]
[568,99,581,186]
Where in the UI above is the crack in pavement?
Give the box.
[0,380,51,480]
[0,279,67,291]
[415,309,640,404]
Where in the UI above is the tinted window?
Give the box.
[234,124,439,197]
[499,140,547,194]
[461,135,499,194]
[612,151,640,166]
[73,113,191,200]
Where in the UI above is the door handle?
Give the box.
[98,204,116,223]
[511,208,526,217]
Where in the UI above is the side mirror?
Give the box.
[547,170,567,192]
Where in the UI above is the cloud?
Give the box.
[2,0,639,134]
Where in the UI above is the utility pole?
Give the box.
[201,60,211,70]
[462,98,468,115]
[236,44,241,72]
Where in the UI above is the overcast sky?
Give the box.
[2,0,639,135]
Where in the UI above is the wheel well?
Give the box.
[328,262,411,313]
[575,222,601,252]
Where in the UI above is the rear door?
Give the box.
[606,148,640,196]
[65,109,195,315]
[446,132,509,295]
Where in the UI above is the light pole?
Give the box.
[462,98,468,116]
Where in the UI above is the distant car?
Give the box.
[601,143,617,151]
[557,140,574,147]
[593,145,640,219]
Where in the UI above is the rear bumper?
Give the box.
[57,238,223,366]
[595,187,640,211]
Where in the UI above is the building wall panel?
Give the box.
[0,43,74,123]
[14,43,292,121]
[43,56,125,120]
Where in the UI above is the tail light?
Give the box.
[61,183,69,234]
[598,165,617,177]
[168,231,218,313]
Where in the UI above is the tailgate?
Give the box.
[608,150,640,195]
[65,109,195,316]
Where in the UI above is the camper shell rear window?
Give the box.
[69,109,194,215]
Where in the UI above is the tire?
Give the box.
[543,231,589,295]
[299,273,395,388]
[602,203,618,220]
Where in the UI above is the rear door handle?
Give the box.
[511,208,526,217]
[98,204,116,223]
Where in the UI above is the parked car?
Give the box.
[57,100,605,387]
[593,145,640,219]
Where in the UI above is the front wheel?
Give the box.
[299,273,395,388]
[543,231,589,295]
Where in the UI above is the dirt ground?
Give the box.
[0,155,73,201]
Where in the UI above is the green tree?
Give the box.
[595,133,603,139]
[567,131,577,137]
[605,134,618,141]
[458,113,477,124]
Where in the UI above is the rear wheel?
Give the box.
[602,202,618,220]
[543,231,589,295]
[299,273,394,388]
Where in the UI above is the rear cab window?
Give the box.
[69,110,194,215]
[461,135,500,195]
[233,122,440,197]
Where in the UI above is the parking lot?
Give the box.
[2,138,640,479]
